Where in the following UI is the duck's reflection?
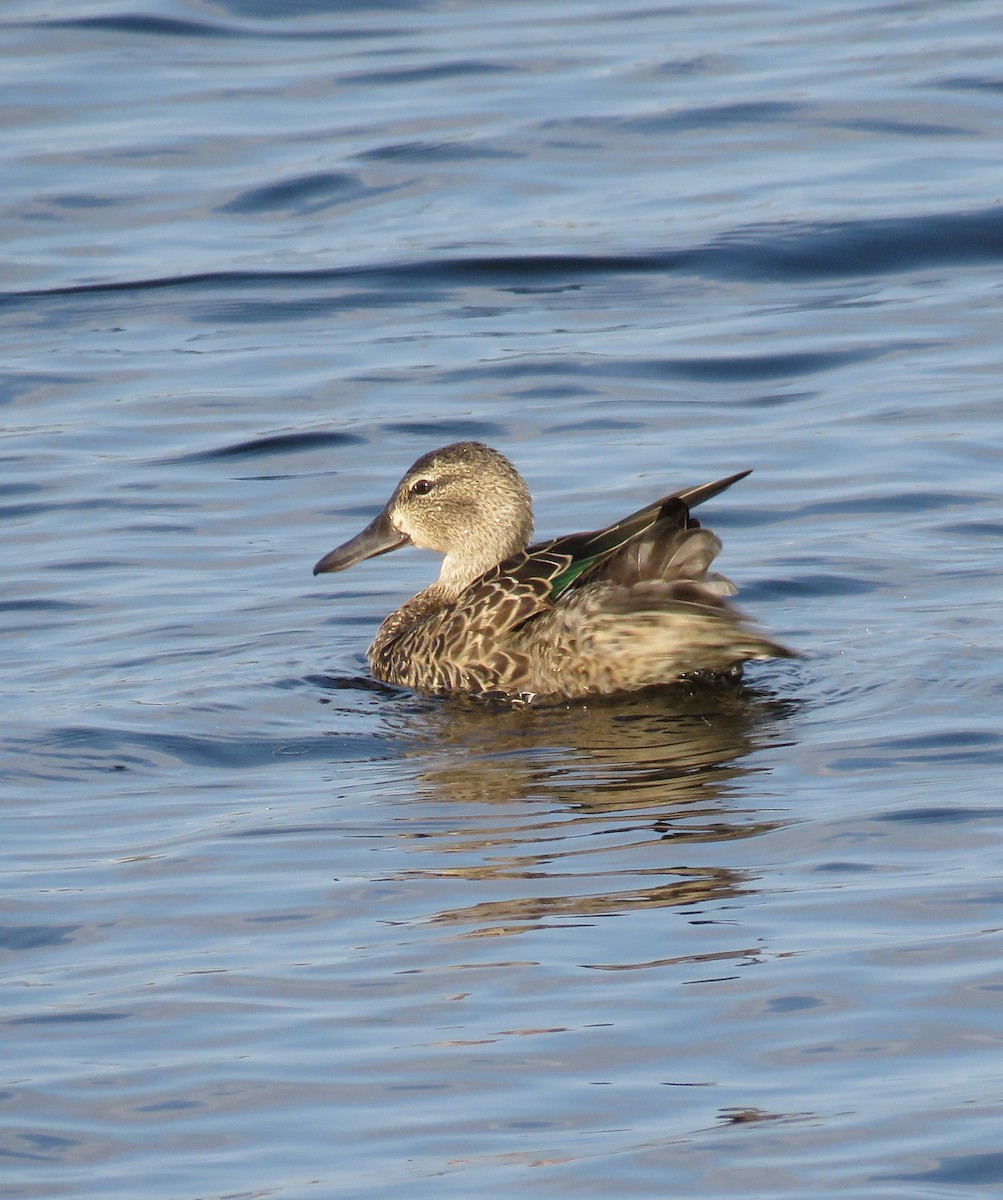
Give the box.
[382,681,792,809]
[363,681,797,932]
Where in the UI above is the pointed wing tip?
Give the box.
[677,468,754,511]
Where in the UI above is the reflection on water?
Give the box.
[348,680,798,933]
[386,681,796,809]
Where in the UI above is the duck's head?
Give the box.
[313,441,534,595]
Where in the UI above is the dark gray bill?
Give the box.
[313,508,410,575]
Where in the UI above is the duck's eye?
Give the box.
[410,478,434,496]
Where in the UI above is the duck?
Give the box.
[313,441,792,703]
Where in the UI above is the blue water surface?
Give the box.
[2,1,1003,1197]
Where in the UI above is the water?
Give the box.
[3,1,1003,1196]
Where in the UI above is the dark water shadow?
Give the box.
[17,205,1003,307]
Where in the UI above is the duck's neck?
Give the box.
[436,535,524,598]
[437,554,489,598]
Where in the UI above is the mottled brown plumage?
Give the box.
[313,441,792,702]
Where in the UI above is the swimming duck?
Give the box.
[313,441,791,702]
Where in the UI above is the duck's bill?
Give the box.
[313,509,410,575]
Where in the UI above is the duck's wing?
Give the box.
[453,470,752,632]
[450,544,573,636]
[546,469,751,601]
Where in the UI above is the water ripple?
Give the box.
[5,723,391,780]
[169,429,366,464]
[217,171,390,217]
[7,206,1002,306]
